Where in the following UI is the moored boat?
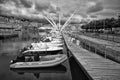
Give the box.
[10,64,67,73]
[23,46,64,54]
[10,53,67,68]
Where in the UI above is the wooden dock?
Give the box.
[63,34,120,80]
[68,33,120,62]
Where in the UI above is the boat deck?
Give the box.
[63,34,120,80]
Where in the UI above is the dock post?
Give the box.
[71,38,73,42]
[76,40,80,46]
[88,42,91,51]
[94,47,96,54]
[104,45,107,59]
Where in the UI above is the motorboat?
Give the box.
[9,4,80,69]
[23,47,64,54]
[10,37,67,68]
[10,53,67,68]
[10,37,67,69]
[22,42,63,53]
[31,42,63,48]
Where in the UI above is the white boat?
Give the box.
[51,40,63,44]
[23,47,63,53]
[10,54,67,68]
[31,42,63,48]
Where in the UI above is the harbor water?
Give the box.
[0,38,89,80]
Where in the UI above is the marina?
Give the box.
[0,37,89,80]
[0,0,120,80]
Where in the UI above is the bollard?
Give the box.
[73,38,75,43]
[71,38,75,43]
[104,45,107,59]
[76,40,80,46]
[88,42,91,51]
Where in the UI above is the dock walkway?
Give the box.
[77,34,120,52]
[68,33,120,62]
[64,34,120,80]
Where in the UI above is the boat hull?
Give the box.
[10,54,67,68]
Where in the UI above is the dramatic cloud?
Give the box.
[0,0,5,4]
[20,0,32,8]
[35,1,50,11]
[0,0,120,20]
[94,9,119,19]
[0,0,60,20]
[87,1,104,14]
[90,15,98,18]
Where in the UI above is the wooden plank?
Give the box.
[63,34,120,80]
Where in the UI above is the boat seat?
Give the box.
[34,54,40,61]
[25,56,34,62]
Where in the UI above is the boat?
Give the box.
[10,36,67,68]
[10,64,66,73]
[9,5,76,69]
[31,42,63,48]
[10,53,67,68]
[22,46,64,54]
[22,42,63,53]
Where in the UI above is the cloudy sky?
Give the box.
[0,0,120,20]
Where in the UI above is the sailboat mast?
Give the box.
[43,15,55,28]
[58,11,61,31]
[48,16,57,28]
[61,9,79,31]
[57,0,61,31]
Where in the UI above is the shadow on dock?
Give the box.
[69,56,92,80]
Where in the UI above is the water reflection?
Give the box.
[10,65,67,79]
